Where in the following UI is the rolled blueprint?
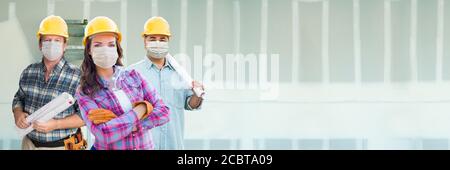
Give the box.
[16,92,75,137]
[166,54,205,98]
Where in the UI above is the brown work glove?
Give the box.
[88,109,118,125]
[132,101,154,120]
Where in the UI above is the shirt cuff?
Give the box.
[12,102,23,111]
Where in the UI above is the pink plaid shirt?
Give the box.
[76,66,170,150]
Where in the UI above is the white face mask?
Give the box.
[145,41,169,59]
[41,41,63,61]
[91,46,119,69]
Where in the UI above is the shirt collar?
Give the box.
[97,65,123,89]
[41,57,66,74]
[145,54,175,71]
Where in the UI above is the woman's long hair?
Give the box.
[79,37,124,97]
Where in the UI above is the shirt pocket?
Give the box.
[168,89,186,110]
[127,86,145,105]
[50,88,64,98]
[93,94,113,110]
[123,79,144,104]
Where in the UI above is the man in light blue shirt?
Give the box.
[128,16,204,150]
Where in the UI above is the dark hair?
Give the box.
[79,37,123,97]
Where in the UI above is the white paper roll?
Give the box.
[166,54,205,98]
[16,92,75,137]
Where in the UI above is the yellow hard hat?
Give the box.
[142,16,171,37]
[37,15,69,40]
[83,16,122,46]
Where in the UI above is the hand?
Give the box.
[131,102,153,132]
[189,81,204,108]
[33,119,59,133]
[14,111,30,129]
[132,101,154,120]
[133,103,147,119]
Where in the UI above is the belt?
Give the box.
[29,135,71,148]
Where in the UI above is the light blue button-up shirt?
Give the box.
[128,55,201,149]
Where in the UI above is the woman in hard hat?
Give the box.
[75,16,170,150]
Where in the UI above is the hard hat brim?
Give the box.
[141,33,171,38]
[37,33,69,39]
[83,31,122,46]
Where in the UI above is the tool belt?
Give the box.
[30,128,87,150]
[64,128,87,150]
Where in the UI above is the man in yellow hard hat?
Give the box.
[12,15,85,150]
[128,16,204,150]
